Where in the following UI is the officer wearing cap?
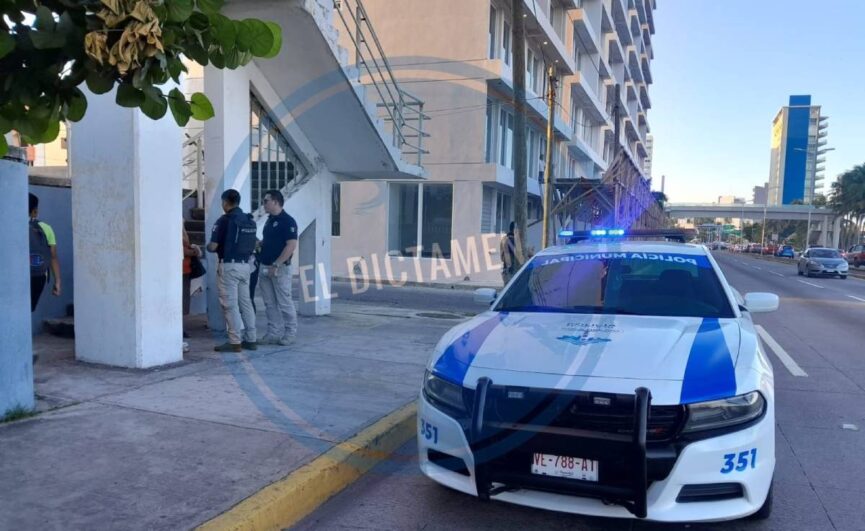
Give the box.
[207,189,257,352]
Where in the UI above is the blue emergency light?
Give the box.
[558,229,575,237]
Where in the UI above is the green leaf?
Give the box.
[166,0,194,23]
[39,117,61,144]
[85,70,115,94]
[263,22,282,58]
[190,92,214,120]
[223,47,240,69]
[65,88,87,122]
[210,14,237,49]
[184,39,209,65]
[197,0,225,15]
[0,134,7,158]
[0,113,12,134]
[168,88,191,126]
[30,29,66,49]
[232,20,248,52]
[140,86,168,120]
[209,48,225,69]
[33,6,56,31]
[0,32,15,60]
[189,12,211,31]
[116,83,145,108]
[239,19,274,57]
[167,58,186,83]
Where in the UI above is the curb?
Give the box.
[332,276,500,292]
[197,401,418,531]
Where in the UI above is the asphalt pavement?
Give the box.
[296,251,865,531]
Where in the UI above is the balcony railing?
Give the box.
[333,0,429,167]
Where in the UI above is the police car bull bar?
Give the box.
[469,377,653,519]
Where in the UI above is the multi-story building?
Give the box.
[644,133,654,178]
[333,0,658,284]
[753,182,768,205]
[768,95,829,205]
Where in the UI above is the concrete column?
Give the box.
[69,89,183,368]
[294,173,333,316]
[819,217,829,247]
[0,157,34,413]
[203,66,253,331]
[832,216,842,249]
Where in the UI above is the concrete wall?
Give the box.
[0,159,35,413]
[29,179,74,333]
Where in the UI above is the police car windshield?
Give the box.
[495,251,735,318]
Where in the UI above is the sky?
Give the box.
[650,0,865,204]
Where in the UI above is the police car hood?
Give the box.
[431,311,741,384]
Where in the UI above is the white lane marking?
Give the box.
[753,266,762,270]
[755,325,808,377]
[848,295,865,303]
[771,272,784,277]
[798,280,823,289]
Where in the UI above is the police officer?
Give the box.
[207,189,257,352]
[258,190,298,346]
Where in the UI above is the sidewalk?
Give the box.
[0,297,465,530]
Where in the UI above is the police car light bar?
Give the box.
[566,229,696,244]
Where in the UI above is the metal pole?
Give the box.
[806,206,812,249]
[512,0,528,260]
[541,65,556,249]
[761,203,767,255]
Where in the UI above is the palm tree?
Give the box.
[830,164,865,247]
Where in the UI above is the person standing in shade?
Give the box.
[207,189,258,353]
[257,190,298,346]
[499,221,519,286]
[29,193,61,312]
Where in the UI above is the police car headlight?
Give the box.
[423,370,467,415]
[681,392,765,434]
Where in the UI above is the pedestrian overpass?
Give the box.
[665,203,841,248]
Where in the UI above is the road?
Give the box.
[296,253,865,531]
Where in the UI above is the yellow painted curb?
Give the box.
[197,401,418,531]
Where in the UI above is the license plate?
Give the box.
[531,453,599,482]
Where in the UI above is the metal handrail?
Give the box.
[333,0,428,166]
[182,131,204,208]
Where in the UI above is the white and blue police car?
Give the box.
[418,229,779,522]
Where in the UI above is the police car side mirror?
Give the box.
[473,288,497,306]
[744,293,779,313]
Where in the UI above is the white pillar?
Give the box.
[203,66,252,331]
[0,156,34,413]
[69,89,183,368]
[819,217,829,247]
[832,216,841,249]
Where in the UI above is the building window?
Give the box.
[488,5,497,59]
[250,95,304,211]
[388,183,453,258]
[499,108,514,168]
[495,191,512,233]
[502,20,511,66]
[421,184,453,258]
[388,183,420,256]
[331,183,341,236]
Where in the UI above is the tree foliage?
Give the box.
[0,0,282,156]
[829,164,865,247]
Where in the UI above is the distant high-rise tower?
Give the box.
[768,95,829,205]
